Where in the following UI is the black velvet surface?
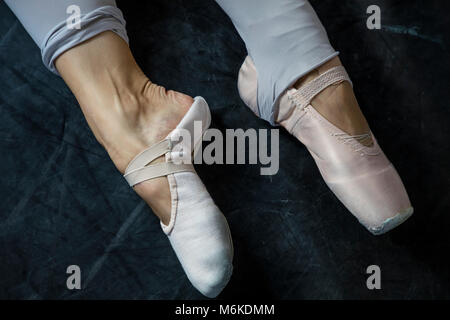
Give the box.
[0,0,449,299]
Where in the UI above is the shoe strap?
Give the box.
[290,66,352,110]
[124,162,194,187]
[125,139,172,173]
[123,138,195,187]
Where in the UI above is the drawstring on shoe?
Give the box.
[332,132,373,153]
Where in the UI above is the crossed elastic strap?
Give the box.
[289,65,352,110]
[123,138,195,187]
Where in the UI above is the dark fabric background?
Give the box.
[0,0,449,299]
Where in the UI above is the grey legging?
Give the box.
[5,0,337,124]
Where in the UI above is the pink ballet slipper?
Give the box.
[124,97,233,297]
[238,56,413,235]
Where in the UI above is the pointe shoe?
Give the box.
[238,56,413,235]
[124,97,233,297]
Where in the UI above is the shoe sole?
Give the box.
[367,206,414,235]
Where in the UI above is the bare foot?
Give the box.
[103,82,193,226]
[55,31,193,225]
[84,79,193,226]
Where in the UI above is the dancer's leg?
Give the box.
[219,0,412,233]
[55,31,192,225]
[4,0,191,224]
[216,0,339,124]
[55,34,233,296]
[217,0,369,135]
[5,1,233,296]
[5,0,129,74]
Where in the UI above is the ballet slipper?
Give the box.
[124,97,233,297]
[238,56,413,235]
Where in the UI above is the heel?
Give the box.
[237,56,260,116]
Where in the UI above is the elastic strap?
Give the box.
[123,139,194,187]
[124,162,194,187]
[290,66,352,110]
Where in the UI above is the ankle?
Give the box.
[293,56,371,137]
[55,31,193,173]
[76,72,153,165]
[79,77,193,173]
[92,80,191,172]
